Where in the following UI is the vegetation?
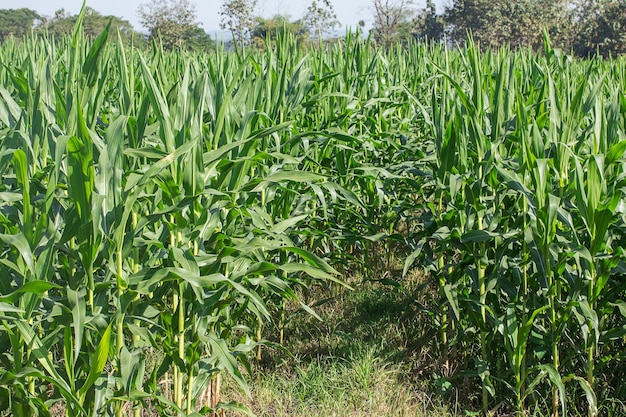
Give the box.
[302,0,340,38]
[1,5,626,417]
[370,0,417,45]
[0,2,209,51]
[0,7,141,43]
[444,0,571,49]
[251,16,308,48]
[364,0,626,57]
[220,0,340,47]
[572,0,626,57]
[138,0,213,51]
[223,271,456,417]
[39,7,138,43]
[0,8,42,42]
[220,0,258,46]
[3,0,626,56]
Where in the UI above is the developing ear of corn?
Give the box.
[0,10,625,417]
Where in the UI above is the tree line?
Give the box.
[0,3,212,51]
[0,0,339,52]
[378,0,626,57]
[1,0,625,56]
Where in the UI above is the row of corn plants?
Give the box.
[1,12,625,417]
[404,38,626,416]
[0,14,367,417]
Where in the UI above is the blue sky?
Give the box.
[10,0,447,34]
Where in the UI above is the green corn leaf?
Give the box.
[82,19,111,87]
[539,364,566,416]
[67,134,94,225]
[67,288,86,366]
[563,375,597,417]
[0,232,35,276]
[0,281,60,303]
[11,149,32,242]
[78,324,112,399]
[605,139,626,164]
[0,302,23,313]
[403,239,425,277]
[14,320,85,414]
[207,332,250,397]
[0,85,23,128]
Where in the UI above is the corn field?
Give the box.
[0,14,625,417]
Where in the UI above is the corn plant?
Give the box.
[1,11,626,417]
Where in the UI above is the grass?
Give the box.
[220,256,472,417]
[226,355,451,417]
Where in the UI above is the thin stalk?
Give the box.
[169,214,184,409]
[27,346,34,396]
[177,283,185,410]
[587,270,596,417]
[545,244,559,417]
[279,299,285,346]
[116,248,125,417]
[172,291,180,407]
[256,317,262,362]
[477,163,489,416]
[186,374,194,415]
[519,196,529,416]
[278,251,286,346]
[386,222,394,270]
[69,237,77,286]
[116,250,125,355]
[132,211,141,417]
[438,255,449,371]
[478,250,488,416]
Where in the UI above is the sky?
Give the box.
[8,0,447,35]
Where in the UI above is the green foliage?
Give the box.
[444,0,572,49]
[1,6,626,417]
[401,37,626,417]
[0,8,345,416]
[0,8,41,42]
[371,0,416,45]
[572,0,626,57]
[251,15,308,47]
[220,0,258,46]
[412,0,445,43]
[303,0,340,38]
[39,7,139,43]
[138,0,213,51]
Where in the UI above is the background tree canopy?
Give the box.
[138,0,214,50]
[0,8,42,42]
[40,7,137,41]
[1,0,626,56]
[367,0,626,56]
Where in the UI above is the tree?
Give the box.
[220,0,258,46]
[412,0,445,43]
[40,7,137,42]
[186,25,216,51]
[138,0,209,50]
[303,0,340,38]
[0,8,41,42]
[40,9,74,37]
[371,0,416,45]
[251,14,308,47]
[573,0,626,57]
[445,0,572,50]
